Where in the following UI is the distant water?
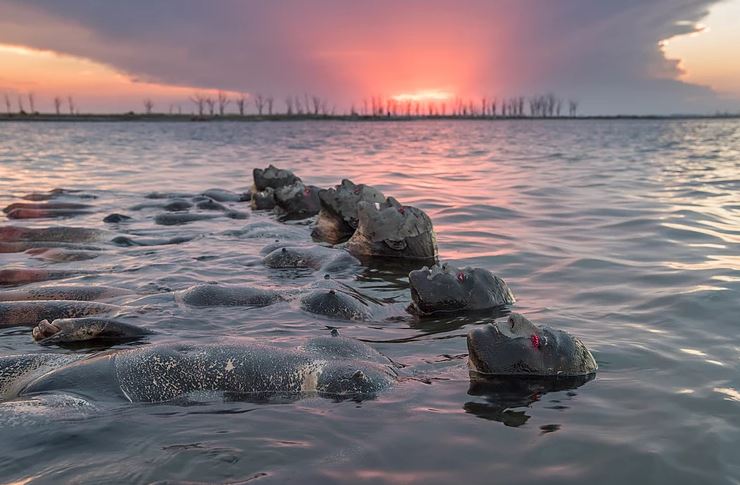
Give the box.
[0,120,738,484]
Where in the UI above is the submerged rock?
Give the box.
[312,179,386,244]
[103,213,132,223]
[345,197,438,262]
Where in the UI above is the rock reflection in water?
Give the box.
[464,374,595,427]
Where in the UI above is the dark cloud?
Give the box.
[0,0,729,113]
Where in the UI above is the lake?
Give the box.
[0,119,738,484]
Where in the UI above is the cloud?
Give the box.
[0,0,731,114]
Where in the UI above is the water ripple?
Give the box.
[0,119,738,484]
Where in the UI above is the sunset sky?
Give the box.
[0,0,739,115]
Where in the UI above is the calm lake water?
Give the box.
[0,120,738,484]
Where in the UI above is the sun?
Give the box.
[391,89,454,102]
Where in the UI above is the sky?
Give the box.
[0,0,738,115]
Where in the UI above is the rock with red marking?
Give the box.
[274,182,321,220]
[408,262,515,315]
[467,313,598,377]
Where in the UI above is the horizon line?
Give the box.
[1,113,739,122]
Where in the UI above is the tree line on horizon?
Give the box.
[3,92,78,116]
[187,91,581,118]
[2,89,582,118]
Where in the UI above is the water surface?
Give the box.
[0,120,738,484]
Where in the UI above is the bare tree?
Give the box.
[284,96,294,115]
[455,97,464,117]
[546,93,556,117]
[217,91,230,116]
[294,95,303,115]
[27,92,35,113]
[3,93,11,114]
[143,98,154,115]
[531,94,551,117]
[17,95,25,114]
[205,97,215,116]
[190,93,207,116]
[568,100,579,117]
[235,94,247,116]
[254,94,266,115]
[266,96,274,115]
[67,96,75,115]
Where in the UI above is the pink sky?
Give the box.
[0,0,738,115]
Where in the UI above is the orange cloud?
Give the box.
[662,1,740,97]
[0,44,239,113]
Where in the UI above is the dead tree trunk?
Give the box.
[236,94,246,116]
[285,97,294,116]
[254,94,265,116]
[217,91,230,116]
[568,100,579,117]
[190,93,206,116]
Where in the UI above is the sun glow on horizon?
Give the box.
[391,89,454,102]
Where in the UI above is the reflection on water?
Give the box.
[465,374,595,426]
[0,119,738,484]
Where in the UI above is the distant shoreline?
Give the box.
[1,113,738,122]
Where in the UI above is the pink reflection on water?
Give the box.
[322,468,456,484]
